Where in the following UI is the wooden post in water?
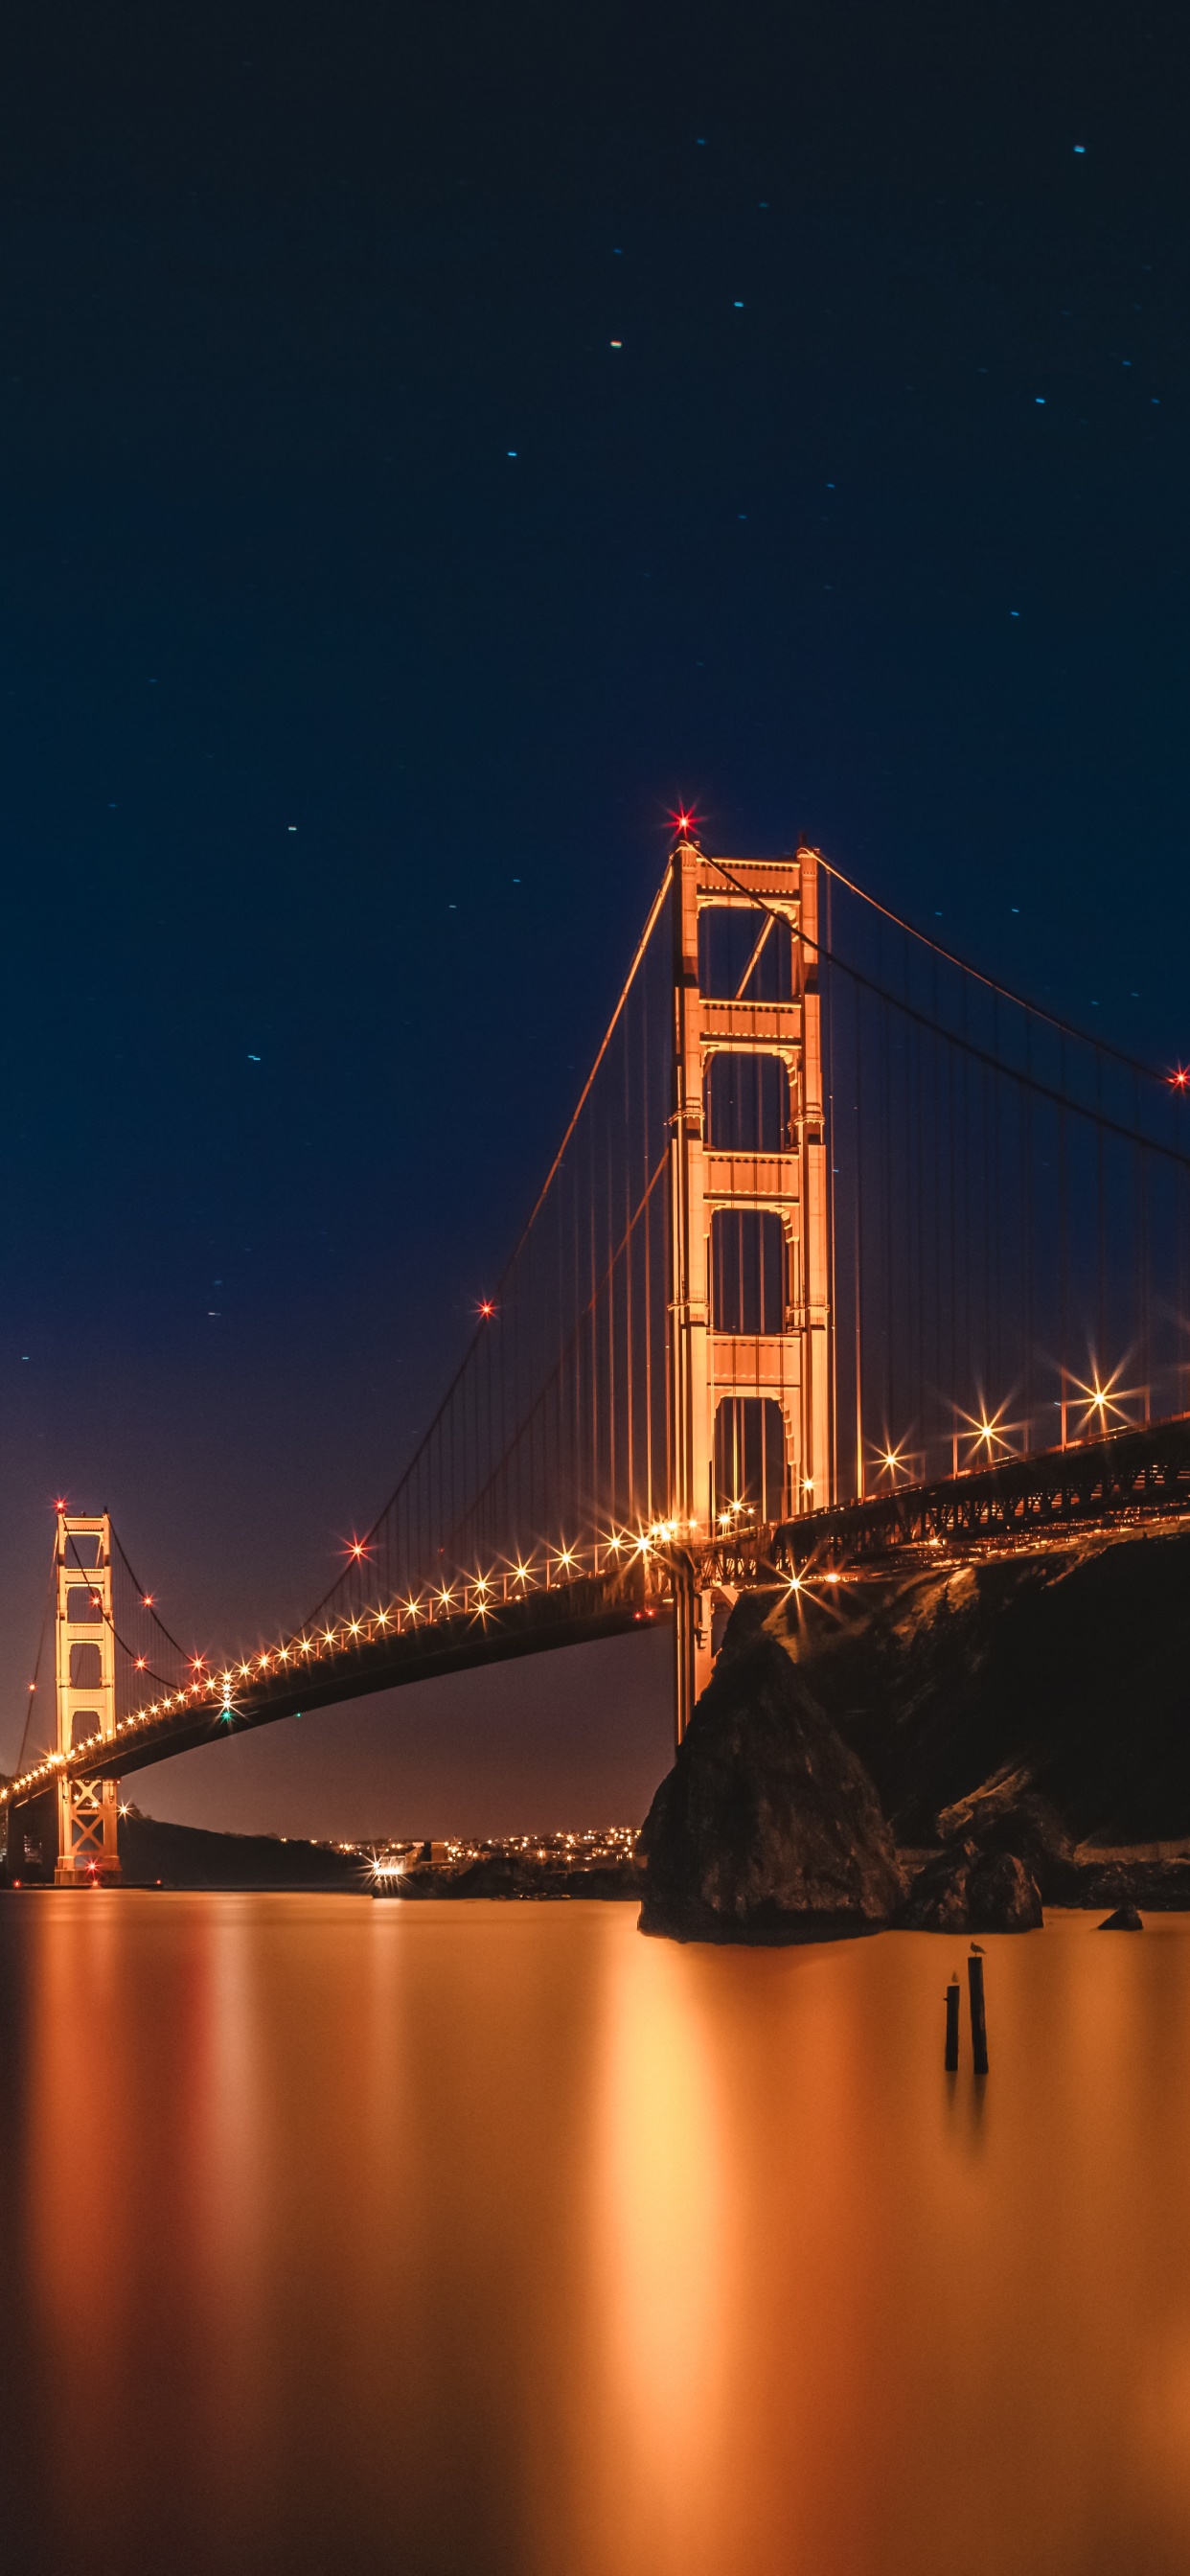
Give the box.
[945,1976,961,2070]
[968,1952,989,2074]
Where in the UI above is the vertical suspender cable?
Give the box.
[853,972,864,1498]
[826,871,839,1506]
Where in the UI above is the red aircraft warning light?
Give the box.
[1170,1067,1190,1091]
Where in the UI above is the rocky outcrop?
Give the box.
[901,1839,1043,1932]
[934,1774,1076,1898]
[638,1630,905,1942]
[1098,1904,1143,1930]
[762,1527,1190,1852]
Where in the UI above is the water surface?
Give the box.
[1,1893,1187,2574]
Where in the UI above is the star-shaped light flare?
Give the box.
[953,1399,1021,1463]
[1064,1363,1142,1437]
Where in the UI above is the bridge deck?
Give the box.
[5,1572,661,1820]
[774,1411,1190,1568]
[10,1414,1190,1852]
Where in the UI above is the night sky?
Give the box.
[1,0,1186,1835]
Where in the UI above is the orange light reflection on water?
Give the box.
[8,1899,1190,2575]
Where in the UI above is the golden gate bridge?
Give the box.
[8,829,1190,1883]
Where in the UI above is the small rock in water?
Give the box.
[1097,1904,1143,1931]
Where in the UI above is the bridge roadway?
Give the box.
[771,1409,1190,1571]
[655,1412,1190,1600]
[8,1410,1190,1862]
[2,1565,660,1855]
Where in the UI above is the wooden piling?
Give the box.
[968,1952,989,2074]
[945,1977,961,2070]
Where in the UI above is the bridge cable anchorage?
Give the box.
[10,836,1190,1852]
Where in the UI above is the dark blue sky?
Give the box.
[1,0,1186,1829]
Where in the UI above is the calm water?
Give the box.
[2,1894,1189,2574]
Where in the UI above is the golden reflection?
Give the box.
[596,1935,725,2488]
[13,1900,1190,2575]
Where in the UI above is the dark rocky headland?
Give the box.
[639,1525,1190,1942]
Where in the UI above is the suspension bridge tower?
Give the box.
[54,1511,122,1883]
[670,837,832,1736]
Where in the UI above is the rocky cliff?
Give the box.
[773,1524,1190,1850]
[638,1628,905,1941]
[639,1525,1190,1941]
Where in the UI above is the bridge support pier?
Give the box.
[54,1512,121,1885]
[673,1570,715,1746]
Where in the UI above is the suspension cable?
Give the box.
[818,854,1171,1089]
[697,850,1190,1169]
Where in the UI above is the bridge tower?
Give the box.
[54,1511,122,1883]
[669,839,832,1739]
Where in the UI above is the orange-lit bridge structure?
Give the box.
[7,834,1190,1880]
